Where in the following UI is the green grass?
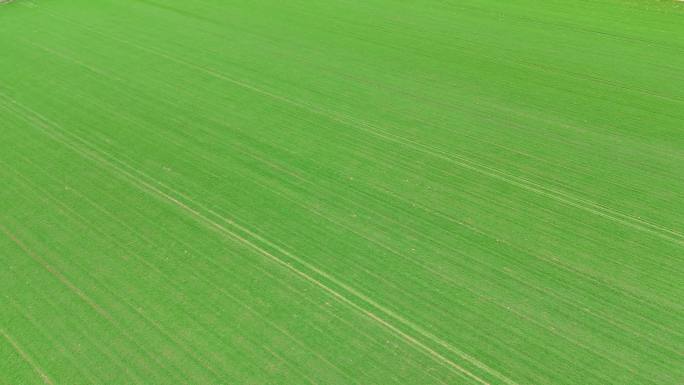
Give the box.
[1,0,683,384]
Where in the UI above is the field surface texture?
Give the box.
[1,1,683,384]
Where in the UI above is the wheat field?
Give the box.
[1,1,683,384]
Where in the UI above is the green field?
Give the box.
[1,0,683,384]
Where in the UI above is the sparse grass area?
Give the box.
[1,1,683,384]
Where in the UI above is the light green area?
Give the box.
[1,0,683,384]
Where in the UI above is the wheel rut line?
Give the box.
[0,327,55,385]
[228,141,684,322]
[7,153,360,385]
[248,168,684,356]
[41,158,446,384]
[36,14,682,247]
[0,90,510,385]
[17,18,684,248]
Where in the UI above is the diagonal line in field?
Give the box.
[0,88,515,385]
[36,9,684,248]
